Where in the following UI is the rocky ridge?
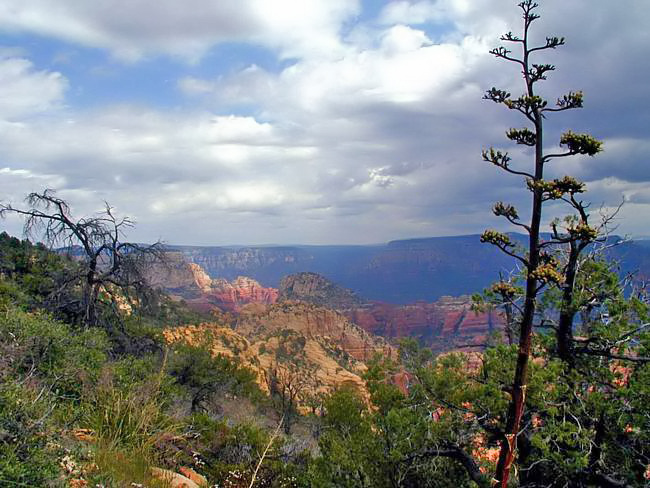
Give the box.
[144,252,213,292]
[236,301,393,362]
[145,253,278,312]
[209,276,279,312]
[162,301,392,406]
[278,271,362,308]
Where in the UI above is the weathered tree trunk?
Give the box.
[494,55,544,485]
[83,268,99,328]
[557,242,579,366]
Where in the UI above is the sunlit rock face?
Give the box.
[162,302,394,409]
[145,255,278,312]
[208,276,279,312]
[144,252,213,292]
[235,301,393,362]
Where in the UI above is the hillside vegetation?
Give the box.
[2,224,650,487]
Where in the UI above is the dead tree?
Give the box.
[0,189,165,329]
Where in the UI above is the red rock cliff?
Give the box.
[207,276,278,312]
[346,296,503,353]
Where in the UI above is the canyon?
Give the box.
[147,257,501,354]
[279,271,502,353]
[170,234,650,303]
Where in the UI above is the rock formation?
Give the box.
[346,296,503,353]
[279,272,362,309]
[144,252,213,293]
[145,254,278,312]
[208,276,279,312]
[236,301,392,362]
[162,302,393,408]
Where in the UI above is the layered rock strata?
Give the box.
[162,301,392,408]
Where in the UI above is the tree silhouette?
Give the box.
[0,189,165,329]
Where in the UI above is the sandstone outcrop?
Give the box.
[146,255,278,312]
[163,322,369,408]
[236,301,392,362]
[208,276,278,312]
[163,302,393,408]
[144,252,213,293]
[151,467,202,488]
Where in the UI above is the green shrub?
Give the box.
[85,355,176,452]
[0,383,62,487]
[91,445,172,488]
[168,343,261,412]
[0,305,108,400]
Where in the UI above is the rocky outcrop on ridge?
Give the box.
[278,272,362,309]
[144,252,213,293]
[208,276,278,312]
[145,254,278,312]
[236,301,393,362]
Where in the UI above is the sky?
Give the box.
[0,0,648,246]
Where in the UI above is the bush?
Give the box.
[84,354,176,452]
[168,343,260,413]
[184,413,304,488]
[0,305,108,401]
[0,383,62,487]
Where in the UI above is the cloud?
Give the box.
[0,0,648,245]
[379,1,440,25]
[178,76,215,95]
[0,0,359,62]
[580,138,650,184]
[0,55,67,120]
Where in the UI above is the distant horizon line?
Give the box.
[4,228,645,251]
[160,232,642,249]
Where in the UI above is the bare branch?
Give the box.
[1,189,166,328]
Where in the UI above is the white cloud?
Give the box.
[0,0,359,62]
[0,56,67,120]
[208,23,488,117]
[178,76,215,95]
[379,1,439,25]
